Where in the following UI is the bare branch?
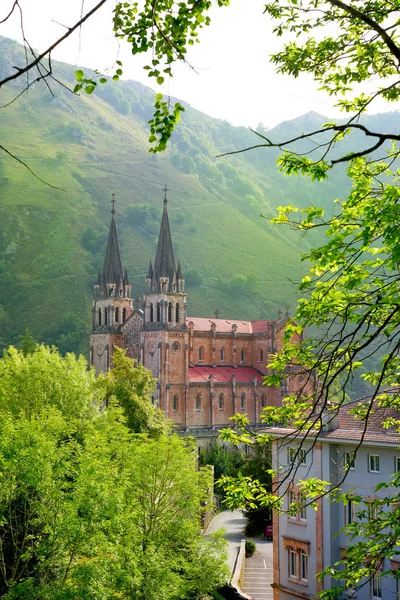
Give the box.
[0,145,65,191]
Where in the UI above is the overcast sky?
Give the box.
[1,0,392,129]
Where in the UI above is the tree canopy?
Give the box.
[0,344,228,599]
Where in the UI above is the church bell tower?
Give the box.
[90,196,133,374]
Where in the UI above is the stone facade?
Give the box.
[90,193,307,436]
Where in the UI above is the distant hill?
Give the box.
[0,36,398,356]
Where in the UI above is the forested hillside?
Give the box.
[0,36,398,356]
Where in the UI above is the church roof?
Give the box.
[102,208,124,285]
[153,197,176,282]
[189,366,264,384]
[186,317,274,335]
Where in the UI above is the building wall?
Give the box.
[273,436,400,600]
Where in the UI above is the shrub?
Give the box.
[245,540,256,556]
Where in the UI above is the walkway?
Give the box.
[242,539,273,600]
[205,509,246,577]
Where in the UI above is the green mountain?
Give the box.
[0,36,397,356]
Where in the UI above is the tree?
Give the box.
[2,0,400,594]
[0,345,228,599]
[101,346,168,435]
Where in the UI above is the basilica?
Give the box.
[90,191,305,436]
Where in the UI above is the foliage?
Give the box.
[245,540,256,556]
[0,345,229,599]
[18,328,37,356]
[199,441,246,499]
[101,346,169,435]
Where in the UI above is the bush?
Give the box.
[245,540,256,556]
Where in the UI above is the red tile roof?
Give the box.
[186,317,274,334]
[264,388,400,445]
[189,366,264,384]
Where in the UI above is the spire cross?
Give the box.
[162,184,169,205]
[111,193,116,215]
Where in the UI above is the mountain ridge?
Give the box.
[0,36,397,356]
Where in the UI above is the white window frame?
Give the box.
[345,499,354,525]
[300,493,307,521]
[345,451,356,470]
[372,571,382,599]
[369,454,380,473]
[287,447,296,465]
[298,448,307,465]
[289,548,297,579]
[300,550,308,582]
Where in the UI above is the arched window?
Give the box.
[173,394,178,412]
[220,347,225,362]
[157,302,161,322]
[98,308,102,326]
[104,308,108,326]
[115,307,119,323]
[150,303,154,323]
[241,393,246,409]
[122,307,127,323]
[168,302,172,322]
[219,393,224,410]
[198,347,203,361]
[196,394,201,411]
[261,393,266,408]
[175,303,180,323]
[151,395,155,406]
[259,349,264,362]
[241,348,245,362]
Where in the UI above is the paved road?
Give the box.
[205,509,246,576]
[242,539,273,600]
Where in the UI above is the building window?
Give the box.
[98,308,102,326]
[219,393,224,410]
[288,489,306,522]
[157,302,161,322]
[300,494,307,521]
[122,307,126,323]
[220,347,225,362]
[287,447,296,465]
[259,349,264,362]
[287,447,308,465]
[345,451,356,470]
[241,348,245,362]
[150,303,154,322]
[289,549,297,579]
[368,503,378,522]
[173,395,178,412]
[168,302,172,322]
[104,308,108,326]
[240,393,246,410]
[372,572,382,599]
[175,303,180,323]
[261,393,266,408]
[115,307,119,323]
[300,551,308,581]
[345,499,354,525]
[151,395,155,406]
[198,347,203,361]
[369,454,380,473]
[196,394,201,411]
[298,448,307,465]
[395,457,400,474]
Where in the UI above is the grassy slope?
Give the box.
[1,36,397,355]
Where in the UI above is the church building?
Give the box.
[90,191,305,436]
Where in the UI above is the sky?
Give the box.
[0,0,393,129]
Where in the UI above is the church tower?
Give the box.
[90,196,133,374]
[142,188,189,420]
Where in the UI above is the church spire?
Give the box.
[151,186,176,291]
[97,195,130,298]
